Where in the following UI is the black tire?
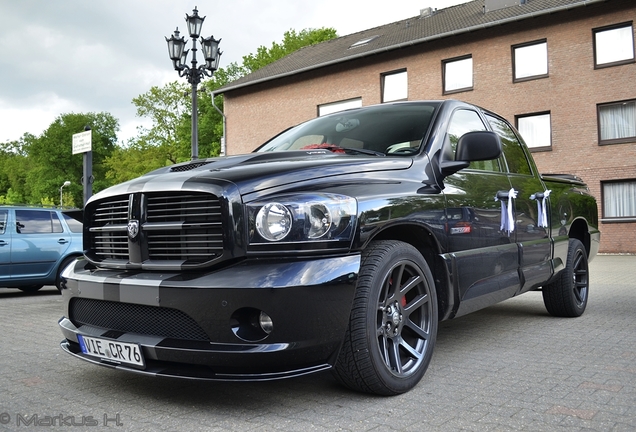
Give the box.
[18,285,43,293]
[333,240,438,395]
[542,239,589,317]
[56,256,78,293]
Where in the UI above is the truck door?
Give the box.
[0,209,10,283]
[485,114,552,292]
[441,109,520,317]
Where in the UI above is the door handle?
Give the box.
[0,240,7,246]
[58,239,69,244]
[496,190,511,200]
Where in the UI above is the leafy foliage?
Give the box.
[0,114,117,207]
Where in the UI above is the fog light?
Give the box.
[231,308,273,341]
[259,311,273,334]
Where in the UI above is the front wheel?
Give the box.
[542,238,589,317]
[333,240,438,395]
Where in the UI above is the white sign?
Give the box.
[72,130,92,154]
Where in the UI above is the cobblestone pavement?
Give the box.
[0,255,634,431]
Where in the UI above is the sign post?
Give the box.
[72,129,93,205]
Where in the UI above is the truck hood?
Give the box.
[89,150,413,202]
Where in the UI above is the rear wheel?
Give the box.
[333,240,438,395]
[542,239,589,317]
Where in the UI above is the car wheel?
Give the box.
[56,256,78,293]
[333,240,438,395]
[542,239,588,317]
[18,285,43,293]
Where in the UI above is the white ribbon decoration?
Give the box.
[495,188,518,235]
[530,189,551,228]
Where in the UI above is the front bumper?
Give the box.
[59,255,360,380]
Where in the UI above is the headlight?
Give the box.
[255,202,292,241]
[248,193,357,245]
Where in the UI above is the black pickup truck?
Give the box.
[58,100,600,395]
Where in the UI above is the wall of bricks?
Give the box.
[223,0,636,253]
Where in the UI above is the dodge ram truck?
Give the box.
[58,100,600,395]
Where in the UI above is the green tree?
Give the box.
[0,134,33,203]
[25,112,118,206]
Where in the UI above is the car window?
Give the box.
[445,109,502,172]
[63,213,83,233]
[256,103,438,155]
[485,114,533,175]
[15,210,64,234]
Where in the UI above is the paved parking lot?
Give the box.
[0,254,634,431]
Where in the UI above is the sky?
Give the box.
[0,0,470,145]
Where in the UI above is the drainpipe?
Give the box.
[211,92,226,156]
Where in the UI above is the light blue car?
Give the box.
[0,206,83,293]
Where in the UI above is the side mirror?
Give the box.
[456,131,502,161]
[439,131,502,176]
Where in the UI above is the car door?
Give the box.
[441,108,520,317]
[11,209,71,282]
[0,209,10,283]
[485,113,552,293]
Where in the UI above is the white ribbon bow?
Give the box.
[495,188,518,235]
[530,189,551,228]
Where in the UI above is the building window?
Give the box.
[382,70,407,102]
[318,98,362,116]
[443,55,473,94]
[512,40,548,82]
[516,112,552,150]
[593,22,635,68]
[598,100,636,145]
[603,180,636,220]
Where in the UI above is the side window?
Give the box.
[445,109,501,172]
[0,210,7,234]
[485,114,533,175]
[15,210,64,234]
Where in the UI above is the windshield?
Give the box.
[255,102,439,156]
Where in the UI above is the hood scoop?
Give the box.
[170,160,214,172]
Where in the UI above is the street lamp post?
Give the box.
[166,7,222,160]
[59,181,71,208]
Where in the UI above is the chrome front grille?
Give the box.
[91,197,130,261]
[145,194,224,262]
[88,192,224,268]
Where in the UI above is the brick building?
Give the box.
[215,0,636,253]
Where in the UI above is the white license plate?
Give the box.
[78,335,145,368]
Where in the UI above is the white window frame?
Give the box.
[443,55,473,94]
[597,99,636,145]
[594,22,635,68]
[382,70,408,102]
[318,98,362,116]
[602,180,636,220]
[516,112,552,150]
[513,40,548,81]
